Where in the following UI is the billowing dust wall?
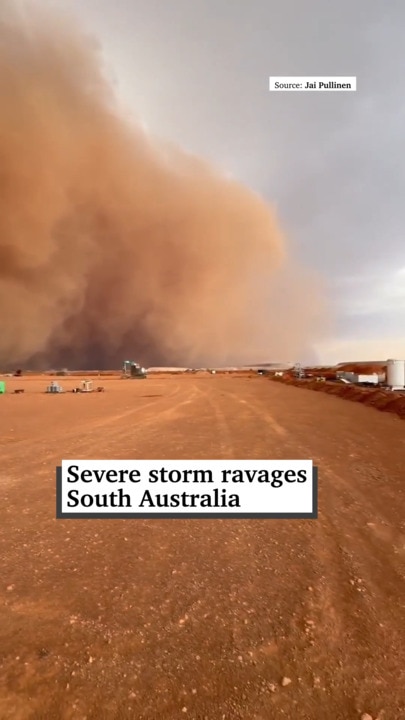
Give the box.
[0,2,326,369]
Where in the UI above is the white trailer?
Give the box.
[355,374,379,385]
[336,372,379,385]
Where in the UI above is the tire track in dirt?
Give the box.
[80,381,205,458]
[210,382,405,717]
[0,385,177,456]
[201,388,237,459]
[302,507,405,717]
[1,376,405,719]
[0,382,189,483]
[233,384,404,573]
[233,397,287,437]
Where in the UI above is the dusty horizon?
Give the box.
[0,1,327,370]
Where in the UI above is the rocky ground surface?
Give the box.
[0,375,404,720]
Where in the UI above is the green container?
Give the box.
[0,381,5,394]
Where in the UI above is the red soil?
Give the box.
[272,376,405,419]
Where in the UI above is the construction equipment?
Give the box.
[294,363,305,379]
[122,360,147,379]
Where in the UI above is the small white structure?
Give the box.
[386,359,405,390]
[46,380,63,393]
[81,380,93,393]
[357,373,379,384]
[336,372,379,385]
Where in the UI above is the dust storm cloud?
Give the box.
[0,2,325,370]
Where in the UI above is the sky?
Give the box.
[44,0,405,363]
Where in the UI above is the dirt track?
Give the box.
[0,375,404,720]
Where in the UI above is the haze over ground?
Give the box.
[0,1,326,370]
[57,0,405,365]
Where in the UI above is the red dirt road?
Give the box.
[0,375,404,720]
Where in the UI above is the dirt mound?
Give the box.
[304,367,337,380]
[336,361,387,374]
[272,376,405,420]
